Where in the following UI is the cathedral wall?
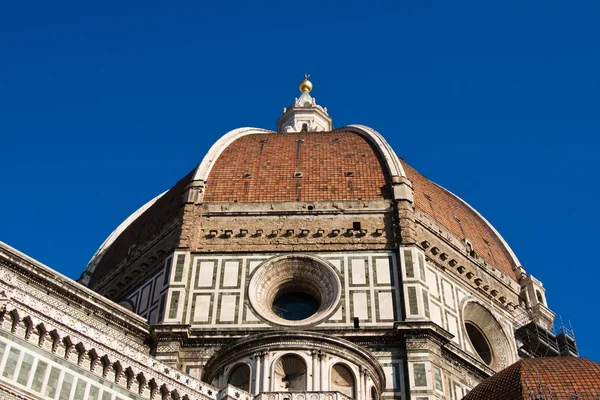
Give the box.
[121,255,171,325]
[399,243,520,400]
[152,251,401,329]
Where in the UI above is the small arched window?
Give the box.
[227,363,250,392]
[301,123,308,132]
[331,364,355,398]
[371,386,378,400]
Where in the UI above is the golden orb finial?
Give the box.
[299,74,312,93]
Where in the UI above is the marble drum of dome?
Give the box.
[248,255,342,327]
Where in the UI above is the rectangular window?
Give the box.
[423,291,430,319]
[413,363,427,387]
[102,390,113,400]
[168,291,180,319]
[408,287,419,315]
[404,250,414,278]
[74,378,87,399]
[16,353,34,385]
[45,366,61,398]
[31,360,48,392]
[2,347,21,379]
[418,253,426,281]
[88,386,100,400]
[173,254,186,282]
[59,373,74,400]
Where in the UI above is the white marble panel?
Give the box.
[352,292,369,320]
[351,259,367,285]
[375,258,391,284]
[219,295,237,322]
[447,313,459,343]
[426,269,439,298]
[383,366,395,390]
[245,306,259,322]
[248,260,262,272]
[442,280,455,309]
[328,258,341,272]
[193,295,212,322]
[197,261,215,287]
[329,306,343,321]
[377,292,394,320]
[430,302,443,328]
[222,261,239,287]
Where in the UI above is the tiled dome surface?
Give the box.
[404,162,518,281]
[463,357,600,400]
[203,130,393,202]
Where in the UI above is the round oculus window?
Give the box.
[248,255,341,326]
[463,301,512,370]
[272,291,320,320]
[465,322,492,366]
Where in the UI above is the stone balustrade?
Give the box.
[254,391,353,400]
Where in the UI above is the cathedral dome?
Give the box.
[81,128,519,287]
[69,79,575,400]
[80,80,520,291]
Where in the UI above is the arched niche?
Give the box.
[272,354,307,392]
[371,386,378,400]
[330,363,355,398]
[227,363,250,392]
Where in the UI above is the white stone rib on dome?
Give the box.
[193,124,408,184]
[344,124,407,179]
[193,127,274,182]
[79,191,166,285]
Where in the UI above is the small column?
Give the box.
[253,353,262,394]
[311,350,319,391]
[319,352,327,391]
[363,370,369,400]
[357,367,363,400]
[261,351,269,392]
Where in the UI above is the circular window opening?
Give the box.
[465,322,492,366]
[272,290,320,320]
[248,255,342,327]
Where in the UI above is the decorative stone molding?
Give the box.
[203,331,386,396]
[0,242,226,400]
[462,301,513,371]
[247,255,341,327]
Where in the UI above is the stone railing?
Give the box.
[254,392,353,400]
[220,384,253,400]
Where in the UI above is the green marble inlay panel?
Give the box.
[413,363,427,387]
[168,291,181,319]
[418,253,426,281]
[434,367,443,391]
[407,287,419,315]
[404,250,414,278]
[173,254,186,282]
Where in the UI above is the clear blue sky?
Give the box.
[1,1,598,361]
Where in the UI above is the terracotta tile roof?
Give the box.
[203,131,393,202]
[463,357,600,400]
[403,161,518,281]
